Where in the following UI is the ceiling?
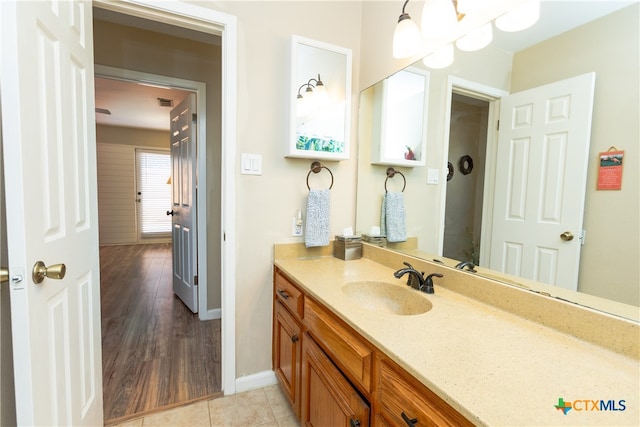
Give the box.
[94,78,191,131]
[93,1,636,131]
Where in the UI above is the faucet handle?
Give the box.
[422,273,443,294]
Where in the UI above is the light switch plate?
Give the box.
[427,168,439,184]
[241,153,262,175]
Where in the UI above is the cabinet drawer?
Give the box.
[275,270,304,319]
[377,358,473,427]
[304,297,373,394]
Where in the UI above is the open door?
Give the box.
[489,73,595,290]
[0,1,103,425]
[170,94,198,312]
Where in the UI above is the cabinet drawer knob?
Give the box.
[349,418,361,427]
[401,412,418,426]
[291,334,299,343]
[277,289,290,299]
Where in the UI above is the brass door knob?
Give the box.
[1,267,8,284]
[32,261,66,284]
[560,231,574,241]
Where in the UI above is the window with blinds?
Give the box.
[136,149,171,239]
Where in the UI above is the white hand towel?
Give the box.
[381,192,406,243]
[305,189,330,247]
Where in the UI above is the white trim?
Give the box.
[235,370,277,393]
[93,0,238,396]
[438,76,508,258]
[204,308,221,321]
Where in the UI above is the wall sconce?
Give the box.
[392,0,541,69]
[296,74,329,117]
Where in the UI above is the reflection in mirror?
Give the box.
[356,2,639,321]
[370,67,429,166]
[286,35,352,160]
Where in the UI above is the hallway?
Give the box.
[100,244,221,423]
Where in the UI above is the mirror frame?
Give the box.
[286,35,352,161]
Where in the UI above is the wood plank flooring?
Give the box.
[100,244,221,423]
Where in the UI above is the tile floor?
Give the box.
[109,385,300,427]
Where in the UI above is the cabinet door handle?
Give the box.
[401,412,418,426]
[291,334,299,343]
[277,289,289,299]
[349,418,361,427]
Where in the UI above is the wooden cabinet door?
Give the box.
[273,301,302,417]
[301,333,370,427]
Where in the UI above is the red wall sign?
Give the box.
[597,150,624,190]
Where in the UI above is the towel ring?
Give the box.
[306,161,334,190]
[384,167,406,192]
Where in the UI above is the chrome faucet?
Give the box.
[394,262,443,294]
[455,261,477,272]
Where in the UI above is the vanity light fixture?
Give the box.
[296,74,329,116]
[392,0,541,68]
[393,0,423,58]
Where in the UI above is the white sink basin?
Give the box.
[341,281,432,316]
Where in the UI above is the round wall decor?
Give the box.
[459,155,474,175]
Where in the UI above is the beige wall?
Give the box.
[511,5,640,305]
[96,125,168,148]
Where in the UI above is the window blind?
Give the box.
[136,149,171,238]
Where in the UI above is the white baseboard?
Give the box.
[200,308,221,321]
[235,370,277,393]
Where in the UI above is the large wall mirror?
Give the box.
[356,2,639,321]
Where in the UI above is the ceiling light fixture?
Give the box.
[393,0,541,69]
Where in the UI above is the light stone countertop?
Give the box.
[274,256,640,427]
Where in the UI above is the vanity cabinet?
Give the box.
[273,266,471,427]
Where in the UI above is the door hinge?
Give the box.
[194,275,198,286]
[496,119,500,131]
[192,113,197,123]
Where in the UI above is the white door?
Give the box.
[170,94,198,312]
[0,1,103,426]
[489,73,595,290]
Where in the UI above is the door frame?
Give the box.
[95,67,212,317]
[439,76,507,264]
[93,0,237,395]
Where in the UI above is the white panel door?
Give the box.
[0,1,103,425]
[489,73,595,290]
[170,94,198,313]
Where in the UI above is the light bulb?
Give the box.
[393,15,423,58]
[495,0,540,32]
[421,0,458,40]
[423,43,454,69]
[456,22,493,51]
